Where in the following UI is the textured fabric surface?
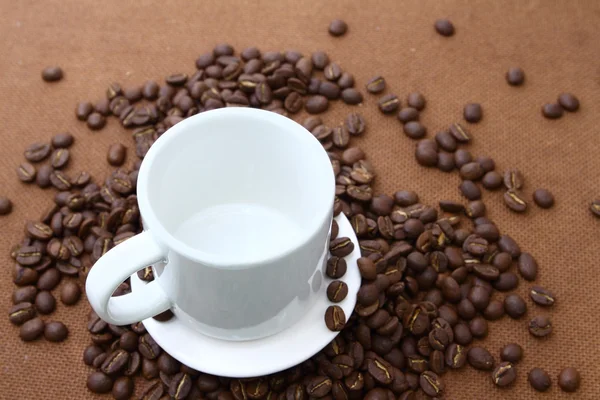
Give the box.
[1,0,599,398]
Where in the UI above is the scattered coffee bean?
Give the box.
[542,103,563,119]
[506,67,525,86]
[329,19,348,36]
[528,368,551,392]
[533,188,554,209]
[35,290,56,314]
[467,346,495,371]
[24,142,51,162]
[41,66,63,82]
[329,237,354,257]
[449,123,471,143]
[420,371,444,397]
[557,93,580,112]
[407,92,426,111]
[305,95,329,114]
[500,343,523,363]
[327,281,348,303]
[9,302,36,325]
[434,19,455,36]
[464,103,482,123]
[366,76,386,94]
[528,315,552,337]
[325,305,346,331]
[87,371,113,394]
[378,94,400,114]
[492,362,516,387]
[107,143,127,166]
[357,257,377,280]
[503,191,527,213]
[517,252,538,281]
[87,112,106,130]
[590,200,600,218]
[403,121,426,139]
[17,162,36,183]
[19,317,45,342]
[460,162,484,181]
[44,321,68,342]
[481,171,502,190]
[341,88,363,104]
[398,107,419,123]
[50,149,69,169]
[0,196,13,215]
[345,113,366,136]
[558,367,580,392]
[415,142,438,167]
[60,281,82,305]
[504,294,527,319]
[454,149,473,168]
[459,180,481,201]
[52,132,74,149]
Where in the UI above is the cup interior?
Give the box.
[138,108,334,267]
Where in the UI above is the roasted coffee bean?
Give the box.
[439,200,464,213]
[492,362,516,387]
[378,94,400,114]
[139,333,161,359]
[591,199,600,218]
[542,103,563,119]
[36,165,53,188]
[529,286,555,307]
[469,317,488,338]
[107,143,127,166]
[483,299,505,320]
[101,349,130,375]
[0,196,13,215]
[558,367,580,392]
[329,19,348,36]
[366,76,386,93]
[398,107,419,123]
[346,113,366,136]
[42,66,63,82]
[467,346,495,371]
[87,371,113,394]
[12,286,37,304]
[460,162,484,181]
[306,375,333,397]
[24,142,51,162]
[324,63,342,81]
[449,123,471,143]
[533,188,554,208]
[50,149,69,169]
[498,234,521,258]
[403,122,426,139]
[419,371,444,397]
[517,252,538,281]
[503,190,527,213]
[504,294,527,319]
[358,257,377,280]
[13,265,39,286]
[394,191,418,206]
[415,144,438,167]
[500,343,523,363]
[367,358,393,384]
[330,237,354,257]
[357,283,379,306]
[326,256,348,279]
[44,321,68,342]
[318,81,340,99]
[17,162,36,183]
[35,290,56,314]
[19,317,44,342]
[37,268,61,290]
[506,67,525,86]
[434,19,455,36]
[528,368,551,392]
[111,376,133,400]
[52,132,74,148]
[458,180,481,201]
[503,169,524,191]
[305,95,329,114]
[406,92,425,110]
[325,306,346,331]
[168,372,192,399]
[558,93,580,112]
[327,281,348,303]
[9,302,36,325]
[463,103,482,123]
[341,88,363,105]
[528,315,552,337]
[87,112,107,130]
[50,170,72,190]
[445,343,466,369]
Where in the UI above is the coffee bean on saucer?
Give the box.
[19,317,45,341]
[500,343,523,363]
[87,371,113,394]
[329,237,354,257]
[42,66,63,82]
[366,76,386,93]
[329,19,348,36]
[327,281,348,303]
[558,367,580,392]
[0,196,13,215]
[533,188,554,208]
[542,103,563,119]
[506,67,525,86]
[325,305,346,331]
[529,368,551,392]
[464,103,482,123]
[434,19,455,36]
[492,362,516,387]
[153,309,174,322]
[528,315,552,337]
[44,321,68,342]
[326,256,347,279]
[558,93,580,112]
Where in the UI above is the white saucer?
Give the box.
[129,214,360,378]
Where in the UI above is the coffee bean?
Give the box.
[403,122,426,139]
[0,196,13,215]
[139,333,161,359]
[346,113,366,136]
[338,72,354,89]
[35,290,56,314]
[482,171,503,190]
[503,169,524,190]
[449,123,471,143]
[378,94,400,114]
[327,281,348,303]
[528,368,551,392]
[329,19,348,36]
[558,367,580,392]
[533,188,554,208]
[60,281,82,306]
[528,286,555,307]
[590,199,600,218]
[504,294,527,319]
[437,151,455,172]
[25,142,51,162]
[305,95,329,114]
[357,257,377,280]
[13,265,39,286]
[467,346,494,371]
[500,343,523,363]
[492,362,516,387]
[434,19,455,36]
[469,317,488,338]
[341,88,363,105]
[325,305,346,331]
[557,93,580,112]
[459,181,481,201]
[503,190,527,213]
[87,371,113,394]
[42,66,63,82]
[305,375,332,397]
[87,112,107,130]
[107,143,127,166]
[101,349,130,375]
[12,286,37,304]
[111,376,133,400]
[330,237,354,257]
[318,81,340,99]
[498,234,521,258]
[464,103,482,123]
[9,302,36,325]
[44,321,68,342]
[445,343,466,369]
[439,200,464,213]
[37,268,61,290]
[95,99,111,115]
[366,76,386,93]
[542,103,563,119]
[517,252,538,281]
[506,67,525,86]
[398,107,419,123]
[483,299,504,320]
[460,162,484,181]
[19,317,45,342]
[415,144,438,167]
[419,371,443,396]
[454,149,472,169]
[394,191,418,206]
[17,162,36,183]
[50,149,69,169]
[528,315,552,337]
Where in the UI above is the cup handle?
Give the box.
[86,230,172,325]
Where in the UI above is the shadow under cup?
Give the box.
[138,108,335,340]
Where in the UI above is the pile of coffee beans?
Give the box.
[6,37,585,398]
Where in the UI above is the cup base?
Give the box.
[129,214,360,378]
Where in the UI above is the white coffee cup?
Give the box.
[86,108,335,341]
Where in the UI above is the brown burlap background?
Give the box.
[1,0,599,398]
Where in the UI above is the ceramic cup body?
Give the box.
[86,108,335,341]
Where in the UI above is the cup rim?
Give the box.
[137,108,335,269]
